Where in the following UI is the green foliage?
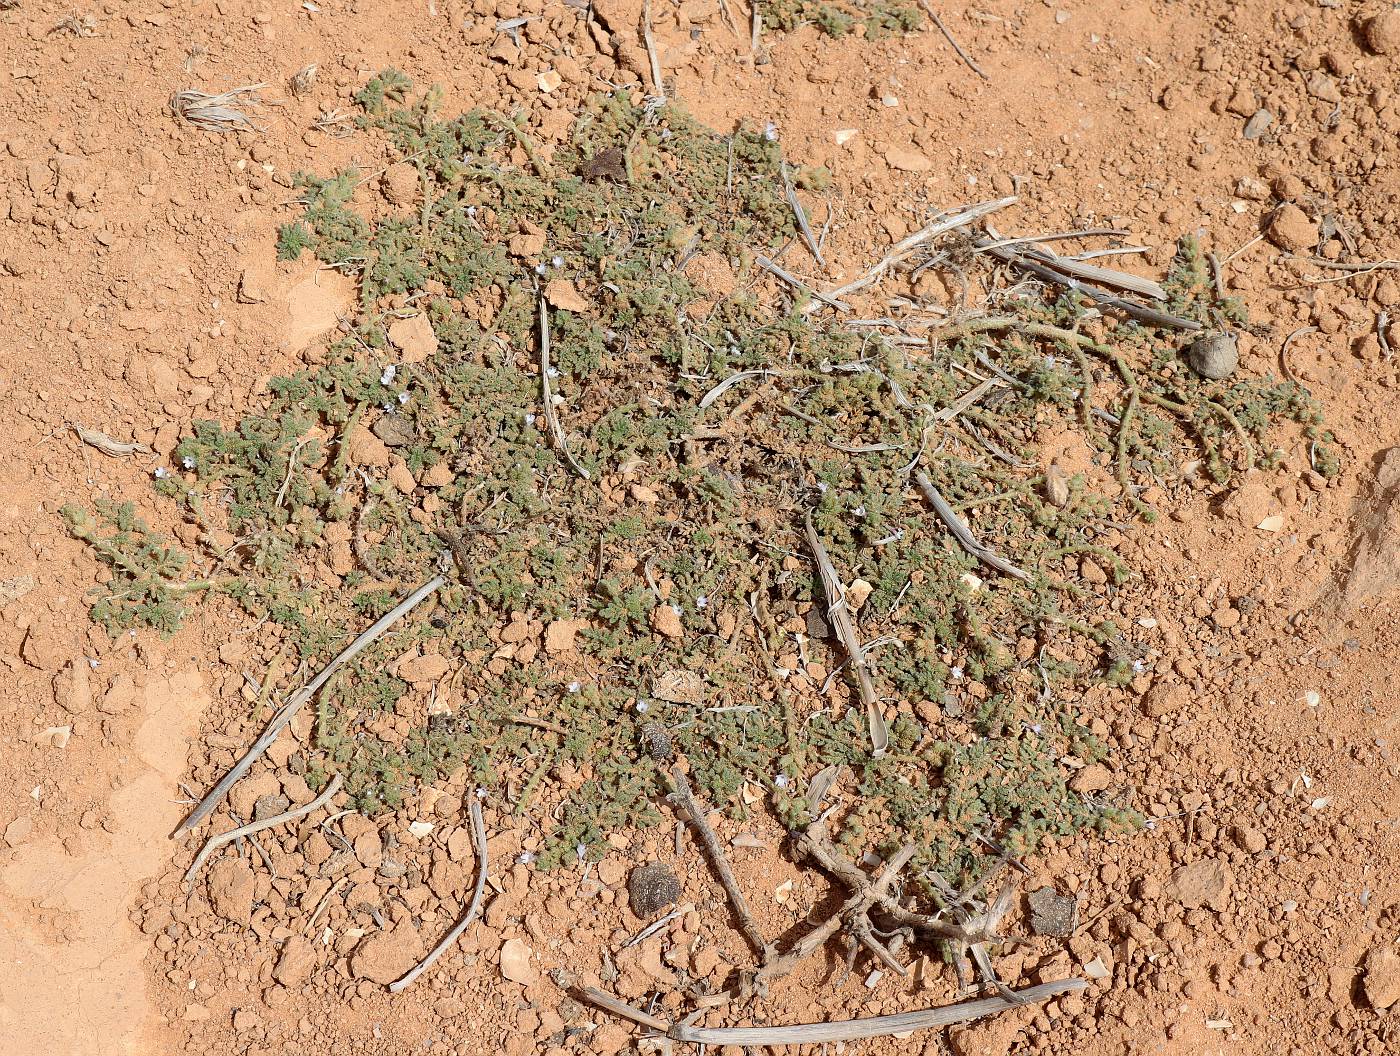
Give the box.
[61,502,214,633]
[62,73,1327,897]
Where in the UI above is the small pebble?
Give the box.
[1186,332,1238,380]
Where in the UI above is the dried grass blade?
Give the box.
[804,512,889,757]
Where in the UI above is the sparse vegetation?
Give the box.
[67,73,1331,890]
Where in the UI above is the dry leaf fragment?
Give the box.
[73,424,153,458]
[1256,514,1285,532]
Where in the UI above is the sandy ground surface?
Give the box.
[2,0,1399,1054]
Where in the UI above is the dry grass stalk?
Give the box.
[641,0,666,101]
[539,296,591,480]
[916,0,989,79]
[184,774,342,884]
[177,575,446,834]
[390,796,488,991]
[804,512,890,756]
[171,84,266,132]
[576,978,1085,1046]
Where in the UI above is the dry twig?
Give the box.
[184,774,342,884]
[804,512,890,756]
[390,796,488,991]
[576,978,1085,1045]
[669,768,774,964]
[916,0,988,79]
[177,575,446,834]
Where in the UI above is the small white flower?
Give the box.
[567,680,581,693]
[381,401,395,412]
[465,205,477,217]
[853,505,866,517]
[380,364,397,385]
[551,255,564,268]
[817,482,829,494]
[575,843,587,861]
[763,122,779,142]
[181,456,196,469]
[517,851,535,864]
[696,595,709,609]
[950,665,964,681]
[635,699,649,713]
[525,413,537,427]
[1132,659,1146,674]
[475,787,487,800]
[670,605,682,617]
[534,262,548,275]
[397,392,410,405]
[774,774,789,789]
[87,658,100,669]
[153,466,171,479]
[1030,722,1043,735]
[546,367,560,379]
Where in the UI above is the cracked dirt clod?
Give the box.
[628,862,681,918]
[1027,887,1078,937]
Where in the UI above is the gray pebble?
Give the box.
[1187,332,1238,380]
[1243,109,1273,141]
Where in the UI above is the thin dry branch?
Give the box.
[669,768,774,964]
[823,197,1017,303]
[390,797,488,991]
[539,295,591,480]
[916,0,989,79]
[976,238,1200,330]
[641,0,666,101]
[913,472,1030,581]
[577,978,1086,1046]
[804,512,890,757]
[184,774,342,884]
[176,575,446,834]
